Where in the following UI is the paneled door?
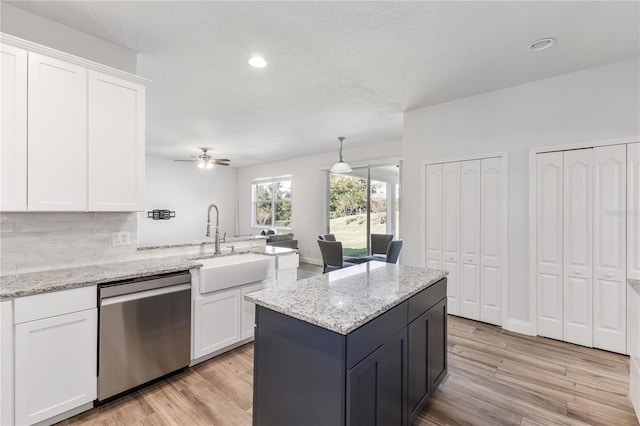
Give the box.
[88,71,145,211]
[480,157,502,325]
[442,162,461,315]
[1,44,28,211]
[593,144,626,353]
[27,52,87,211]
[629,143,640,281]
[425,164,443,270]
[536,152,564,340]
[460,160,481,320]
[563,148,593,347]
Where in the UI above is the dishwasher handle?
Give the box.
[101,283,191,307]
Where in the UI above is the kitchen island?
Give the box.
[245,262,448,426]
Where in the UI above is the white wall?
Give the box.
[138,157,237,246]
[402,58,640,333]
[0,3,137,73]
[236,141,402,263]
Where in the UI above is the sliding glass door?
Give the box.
[328,162,400,257]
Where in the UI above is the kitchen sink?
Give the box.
[196,253,275,293]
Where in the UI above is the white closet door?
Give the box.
[425,164,443,270]
[593,144,627,353]
[629,143,640,281]
[442,162,461,315]
[563,149,593,347]
[536,152,564,340]
[480,157,502,325]
[460,160,481,320]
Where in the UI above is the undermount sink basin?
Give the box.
[197,253,275,293]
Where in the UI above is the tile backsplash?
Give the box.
[1,212,139,275]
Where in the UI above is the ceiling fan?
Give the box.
[174,148,230,169]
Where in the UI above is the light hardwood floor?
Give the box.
[59,314,638,426]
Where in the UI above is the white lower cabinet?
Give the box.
[13,286,97,426]
[241,283,267,340]
[276,253,299,289]
[1,301,14,426]
[193,288,243,359]
[629,285,640,420]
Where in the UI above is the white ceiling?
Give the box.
[8,1,640,167]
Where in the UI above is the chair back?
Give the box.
[319,234,337,242]
[371,234,393,255]
[385,240,403,264]
[317,240,343,267]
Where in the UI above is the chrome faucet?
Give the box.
[205,203,221,255]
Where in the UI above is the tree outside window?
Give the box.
[252,177,292,228]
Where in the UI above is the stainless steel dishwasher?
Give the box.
[97,272,191,401]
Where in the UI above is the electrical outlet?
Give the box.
[112,231,130,246]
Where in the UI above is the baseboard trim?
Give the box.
[504,318,534,336]
[300,256,323,266]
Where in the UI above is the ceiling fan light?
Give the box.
[197,160,206,168]
[205,161,214,169]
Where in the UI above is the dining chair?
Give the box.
[370,234,393,256]
[317,240,356,273]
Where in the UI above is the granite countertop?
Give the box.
[244,262,448,335]
[630,279,640,296]
[137,235,268,251]
[0,246,298,300]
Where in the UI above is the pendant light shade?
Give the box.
[330,136,352,173]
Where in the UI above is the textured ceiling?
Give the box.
[8,1,640,167]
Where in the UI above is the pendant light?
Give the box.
[330,136,352,173]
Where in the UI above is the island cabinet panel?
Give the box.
[252,277,447,426]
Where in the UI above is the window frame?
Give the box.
[251,176,293,230]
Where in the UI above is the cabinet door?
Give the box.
[0,301,14,426]
[563,149,593,347]
[241,282,268,340]
[460,160,481,320]
[27,52,87,211]
[1,44,27,211]
[193,288,242,359]
[88,71,145,211]
[427,298,448,392]
[442,162,461,315]
[346,345,385,426]
[480,157,502,325]
[593,144,627,353]
[629,143,640,281]
[382,328,408,426]
[276,269,297,288]
[536,152,564,340]
[425,164,443,270]
[15,309,96,425]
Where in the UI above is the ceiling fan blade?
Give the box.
[212,159,230,162]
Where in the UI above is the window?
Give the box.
[252,176,292,228]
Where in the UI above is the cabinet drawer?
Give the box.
[14,286,96,324]
[277,253,299,270]
[408,278,446,323]
[347,301,407,369]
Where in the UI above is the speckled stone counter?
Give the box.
[245,262,447,335]
[137,235,268,251]
[0,247,297,300]
[630,279,640,296]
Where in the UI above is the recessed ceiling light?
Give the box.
[248,56,267,68]
[528,37,556,52]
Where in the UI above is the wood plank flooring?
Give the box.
[59,315,638,425]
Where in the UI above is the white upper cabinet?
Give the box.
[1,44,28,211]
[629,143,640,281]
[480,157,502,326]
[28,52,87,211]
[0,36,148,212]
[88,71,145,211]
[536,152,564,340]
[442,162,461,315]
[460,159,481,320]
[425,164,443,270]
